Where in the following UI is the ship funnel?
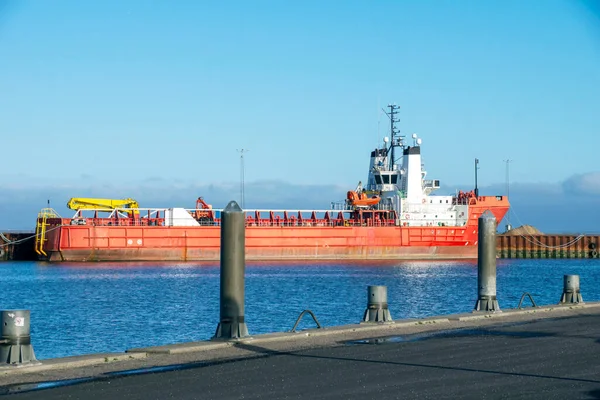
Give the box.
[401,146,423,202]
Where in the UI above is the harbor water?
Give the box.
[1,259,599,360]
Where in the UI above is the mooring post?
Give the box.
[214,201,249,339]
[362,285,393,323]
[1,310,38,365]
[474,211,501,312]
[559,274,584,304]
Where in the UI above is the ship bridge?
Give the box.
[366,139,401,196]
[372,170,399,187]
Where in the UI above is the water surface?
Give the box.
[1,259,598,359]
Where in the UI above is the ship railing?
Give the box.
[53,208,402,228]
[244,219,398,227]
[58,208,219,227]
[452,198,468,205]
[452,195,503,205]
[453,198,479,205]
[243,209,398,228]
[330,202,396,212]
[401,203,460,212]
[473,196,505,202]
[330,201,349,211]
[57,217,402,228]
[398,219,464,227]
[68,218,169,227]
[63,217,223,227]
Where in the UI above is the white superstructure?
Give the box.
[363,133,469,227]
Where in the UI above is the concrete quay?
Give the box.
[2,303,600,399]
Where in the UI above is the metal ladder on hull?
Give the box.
[35,208,60,257]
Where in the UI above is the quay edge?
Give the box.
[2,302,600,384]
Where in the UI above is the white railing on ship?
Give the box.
[66,215,468,228]
[66,207,403,228]
[330,202,396,211]
[68,207,400,217]
[399,219,466,227]
[66,219,403,228]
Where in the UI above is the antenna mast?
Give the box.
[504,159,512,230]
[474,158,479,197]
[237,149,249,209]
[383,104,401,170]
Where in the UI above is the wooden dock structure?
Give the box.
[497,234,599,259]
[0,231,37,261]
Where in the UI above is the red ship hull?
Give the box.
[37,198,508,262]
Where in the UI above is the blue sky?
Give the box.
[1,0,599,232]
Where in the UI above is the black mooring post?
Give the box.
[214,201,249,339]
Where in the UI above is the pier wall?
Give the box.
[497,234,599,259]
[0,232,37,261]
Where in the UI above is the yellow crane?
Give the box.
[66,198,140,217]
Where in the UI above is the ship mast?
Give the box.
[237,149,249,208]
[384,104,402,170]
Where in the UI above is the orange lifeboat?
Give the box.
[346,191,381,208]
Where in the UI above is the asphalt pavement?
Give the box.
[3,307,600,399]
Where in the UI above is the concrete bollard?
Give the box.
[362,285,393,323]
[1,310,37,365]
[214,201,250,339]
[559,274,584,304]
[474,211,501,312]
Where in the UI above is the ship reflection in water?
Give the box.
[1,259,599,360]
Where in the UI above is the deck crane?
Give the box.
[66,198,140,217]
[194,197,214,224]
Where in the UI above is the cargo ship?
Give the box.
[35,108,509,262]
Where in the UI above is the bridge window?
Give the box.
[391,175,398,184]
[382,175,390,184]
[375,175,382,184]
